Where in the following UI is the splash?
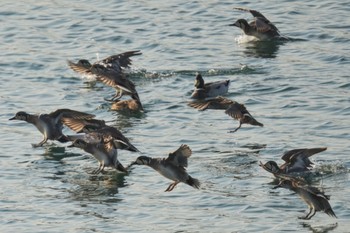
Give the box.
[234,35,259,44]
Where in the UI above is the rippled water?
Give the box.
[1,0,349,232]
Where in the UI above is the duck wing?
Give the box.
[98,50,142,70]
[67,59,93,76]
[188,97,234,111]
[281,148,327,162]
[234,7,279,33]
[61,118,106,133]
[165,144,192,168]
[91,65,137,93]
[49,109,95,125]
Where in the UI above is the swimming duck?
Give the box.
[260,147,327,176]
[188,96,263,133]
[273,176,336,220]
[62,117,139,152]
[68,138,128,174]
[110,93,144,112]
[131,144,200,192]
[67,50,142,80]
[230,7,281,40]
[9,109,95,147]
[191,73,230,99]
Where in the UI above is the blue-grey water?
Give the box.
[1,0,349,232]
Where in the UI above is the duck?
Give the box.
[62,117,139,152]
[230,7,281,40]
[90,64,141,102]
[191,73,230,99]
[273,176,336,220]
[188,96,263,133]
[130,144,200,192]
[67,50,142,80]
[68,138,128,174]
[110,93,144,113]
[9,109,95,147]
[259,147,327,176]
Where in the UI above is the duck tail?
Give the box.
[252,119,264,127]
[325,207,337,218]
[186,176,200,189]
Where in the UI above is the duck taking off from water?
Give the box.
[273,175,337,220]
[68,138,128,174]
[131,144,200,192]
[9,109,95,147]
[191,73,230,99]
[230,7,282,41]
[188,96,263,133]
[260,147,327,177]
[67,50,142,80]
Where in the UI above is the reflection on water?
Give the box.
[241,41,284,58]
[68,172,127,202]
[301,222,338,233]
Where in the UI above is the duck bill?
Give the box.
[272,183,282,189]
[67,144,75,148]
[228,22,239,27]
[9,116,16,120]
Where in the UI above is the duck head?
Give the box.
[229,19,250,31]
[9,111,29,121]
[194,73,205,89]
[131,156,152,166]
[259,161,280,174]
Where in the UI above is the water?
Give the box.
[1,0,349,232]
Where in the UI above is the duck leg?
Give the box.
[299,207,316,220]
[165,181,179,192]
[229,122,242,133]
[93,163,104,174]
[104,90,122,102]
[32,137,48,148]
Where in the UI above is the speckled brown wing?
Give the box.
[188,97,234,111]
[49,109,95,123]
[61,118,106,133]
[91,65,137,94]
[67,60,93,76]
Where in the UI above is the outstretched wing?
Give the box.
[188,97,234,111]
[99,50,142,70]
[224,102,246,120]
[234,7,279,33]
[166,144,192,168]
[281,148,327,162]
[49,109,95,125]
[62,118,105,133]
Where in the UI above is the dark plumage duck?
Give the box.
[260,147,327,176]
[62,117,139,152]
[188,96,263,133]
[67,50,142,80]
[191,73,230,99]
[131,144,200,192]
[230,7,281,40]
[68,138,128,174]
[9,109,95,147]
[89,65,141,102]
[273,176,336,220]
